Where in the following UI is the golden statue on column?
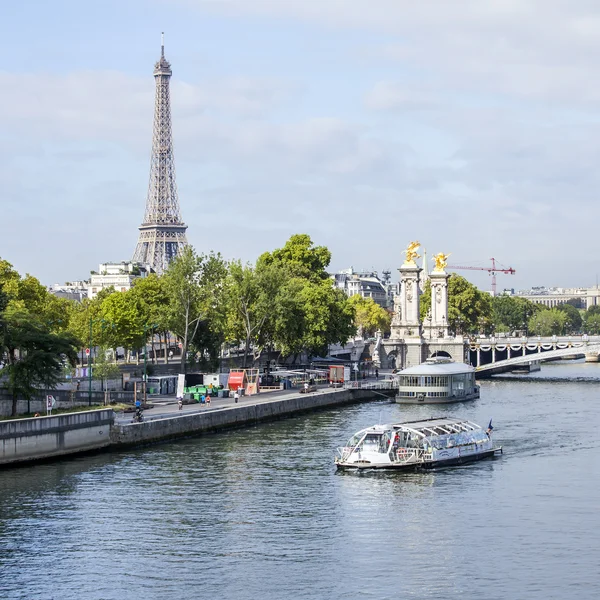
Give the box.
[402,241,421,267]
[432,252,451,273]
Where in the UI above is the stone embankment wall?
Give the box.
[0,409,114,466]
[0,390,135,417]
[112,388,380,447]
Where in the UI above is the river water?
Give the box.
[1,361,599,600]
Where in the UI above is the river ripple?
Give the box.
[1,360,599,600]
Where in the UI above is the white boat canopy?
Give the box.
[394,418,481,438]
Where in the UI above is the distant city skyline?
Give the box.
[3,1,600,291]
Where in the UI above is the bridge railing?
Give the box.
[470,334,600,345]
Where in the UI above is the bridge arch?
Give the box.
[386,351,398,369]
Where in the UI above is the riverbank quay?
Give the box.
[0,388,135,418]
[0,409,114,466]
[111,385,394,448]
[1,386,394,466]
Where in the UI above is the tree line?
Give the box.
[3,234,597,416]
[421,275,598,337]
[0,235,389,414]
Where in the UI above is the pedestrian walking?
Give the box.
[375,369,379,379]
[206,394,211,405]
[234,391,239,403]
[177,397,183,410]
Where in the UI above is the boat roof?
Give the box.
[393,417,481,437]
[352,418,483,439]
[398,360,475,375]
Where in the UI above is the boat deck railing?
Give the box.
[335,445,434,465]
[393,448,432,463]
[335,446,356,462]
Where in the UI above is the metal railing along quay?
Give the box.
[343,380,398,390]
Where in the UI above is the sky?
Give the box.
[3,0,600,292]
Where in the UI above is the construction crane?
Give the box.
[446,258,515,295]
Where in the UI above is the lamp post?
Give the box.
[88,317,115,405]
[143,323,158,404]
[88,316,93,406]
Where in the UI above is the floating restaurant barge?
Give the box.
[395,358,480,404]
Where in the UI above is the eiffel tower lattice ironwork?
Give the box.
[132,33,188,274]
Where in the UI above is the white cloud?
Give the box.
[180,0,600,104]
[365,82,439,111]
[6,0,600,288]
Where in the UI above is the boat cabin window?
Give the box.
[358,432,391,453]
[362,433,382,450]
[399,375,449,387]
[424,429,489,449]
[347,433,364,447]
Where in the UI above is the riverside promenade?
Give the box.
[111,383,395,448]
[1,383,395,466]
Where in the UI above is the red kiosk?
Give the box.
[228,369,260,395]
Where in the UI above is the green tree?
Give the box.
[92,347,122,391]
[0,259,75,332]
[420,274,492,335]
[100,292,145,358]
[584,313,600,334]
[269,277,306,358]
[294,280,355,358]
[0,259,20,298]
[258,233,331,282]
[347,295,391,338]
[556,303,582,333]
[257,235,355,360]
[225,261,287,367]
[68,292,114,359]
[163,247,228,373]
[129,274,170,362]
[583,305,600,333]
[491,295,539,334]
[0,310,80,416]
[0,284,8,315]
[528,308,567,336]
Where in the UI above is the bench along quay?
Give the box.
[0,383,396,467]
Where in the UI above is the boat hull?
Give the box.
[335,447,501,471]
[395,390,480,404]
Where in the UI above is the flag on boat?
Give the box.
[487,419,493,432]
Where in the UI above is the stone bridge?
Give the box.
[469,335,600,376]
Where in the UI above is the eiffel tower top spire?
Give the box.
[155,31,171,75]
[132,34,188,274]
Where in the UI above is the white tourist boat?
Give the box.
[335,417,501,470]
[395,357,480,404]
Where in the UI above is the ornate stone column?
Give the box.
[397,265,422,338]
[390,241,423,340]
[425,252,450,339]
[429,272,449,338]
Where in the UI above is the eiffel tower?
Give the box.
[132,34,188,274]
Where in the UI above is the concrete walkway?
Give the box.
[115,385,345,425]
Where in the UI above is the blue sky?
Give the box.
[3,0,600,291]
